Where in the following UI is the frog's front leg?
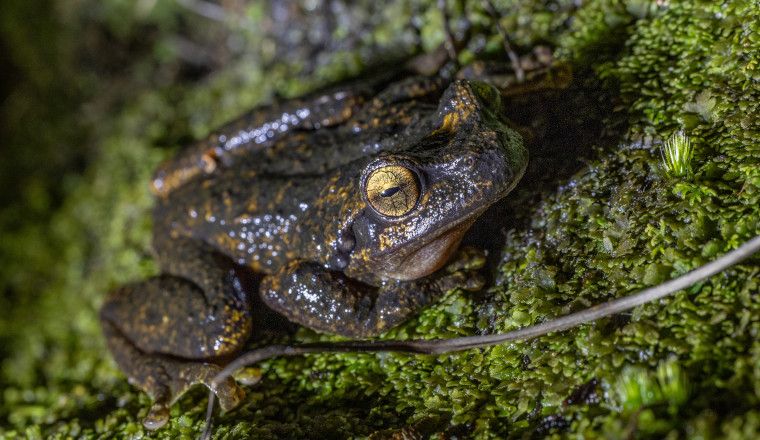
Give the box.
[99,238,255,429]
[259,254,484,338]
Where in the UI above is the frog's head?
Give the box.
[349,80,528,280]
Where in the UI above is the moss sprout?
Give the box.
[661,131,694,177]
[656,358,689,410]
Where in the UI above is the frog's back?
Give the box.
[152,76,448,272]
[152,76,445,194]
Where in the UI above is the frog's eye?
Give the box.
[364,165,420,217]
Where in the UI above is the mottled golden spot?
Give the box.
[364,165,420,217]
[340,106,353,121]
[273,183,291,205]
[267,275,281,291]
[245,198,258,213]
[203,201,214,221]
[354,248,371,264]
[214,232,240,254]
[200,151,217,173]
[378,234,393,251]
[433,112,460,135]
[448,84,476,121]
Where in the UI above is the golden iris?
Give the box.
[364,165,420,217]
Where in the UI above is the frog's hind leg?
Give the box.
[100,317,244,430]
[100,238,255,429]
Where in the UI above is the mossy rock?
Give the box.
[1,0,759,438]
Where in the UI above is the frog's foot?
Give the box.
[142,358,245,430]
[437,246,487,292]
[101,319,245,430]
[233,367,263,386]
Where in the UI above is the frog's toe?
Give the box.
[143,401,170,430]
[209,371,245,411]
[438,270,485,292]
[446,246,487,272]
[163,359,245,412]
[141,361,244,428]
[436,246,487,292]
[233,367,263,386]
[461,272,485,291]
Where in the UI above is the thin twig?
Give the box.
[483,0,525,82]
[438,0,460,62]
[200,391,215,440]
[175,0,229,22]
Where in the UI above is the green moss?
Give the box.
[1,0,759,438]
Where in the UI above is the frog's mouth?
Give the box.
[379,214,480,281]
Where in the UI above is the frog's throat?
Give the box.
[380,218,475,281]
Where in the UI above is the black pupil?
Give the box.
[380,186,401,197]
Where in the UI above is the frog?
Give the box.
[99,71,530,430]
